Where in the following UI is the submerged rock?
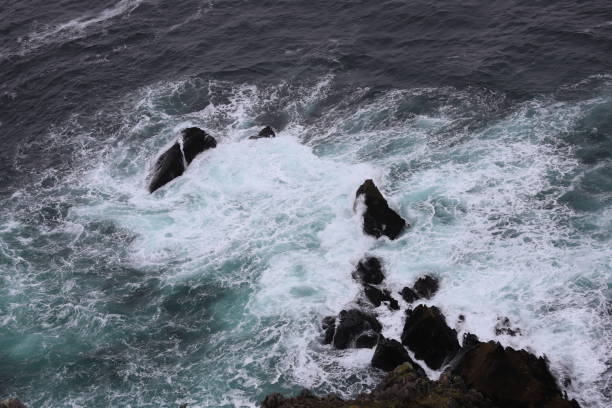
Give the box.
[371,337,412,372]
[0,399,27,408]
[495,316,522,336]
[451,341,580,408]
[363,285,400,310]
[355,179,407,240]
[331,309,382,349]
[353,256,385,285]
[401,305,460,369]
[249,126,276,139]
[147,127,217,193]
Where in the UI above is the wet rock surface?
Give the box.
[371,337,412,372]
[399,286,420,303]
[364,285,399,310]
[147,127,217,193]
[0,399,27,408]
[329,309,382,350]
[355,332,380,348]
[495,316,522,336]
[353,256,385,285]
[321,316,336,345]
[261,362,492,408]
[413,275,439,299]
[147,143,185,193]
[181,127,217,164]
[355,179,407,240]
[249,126,276,139]
[451,341,580,408]
[399,275,440,303]
[401,305,460,369]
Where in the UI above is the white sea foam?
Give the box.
[13,0,143,56]
[3,76,611,407]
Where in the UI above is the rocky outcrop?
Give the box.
[352,256,385,285]
[355,180,407,240]
[401,305,460,369]
[364,285,399,310]
[399,286,420,303]
[371,338,412,372]
[249,126,276,139]
[413,275,439,299]
[181,127,217,164]
[0,399,27,408]
[321,316,336,345]
[399,275,440,303]
[295,305,581,408]
[147,127,217,193]
[326,309,382,349]
[261,362,492,408]
[355,332,379,348]
[451,341,580,408]
[147,143,185,193]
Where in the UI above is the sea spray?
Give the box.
[0,76,610,407]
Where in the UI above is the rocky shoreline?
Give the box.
[262,178,581,408]
[1,129,583,408]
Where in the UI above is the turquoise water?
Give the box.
[0,76,611,407]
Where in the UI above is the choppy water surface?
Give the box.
[0,1,611,407]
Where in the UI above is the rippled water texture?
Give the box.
[0,1,611,407]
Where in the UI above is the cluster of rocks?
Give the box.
[147,125,275,193]
[271,299,581,408]
[263,180,581,408]
[146,130,578,408]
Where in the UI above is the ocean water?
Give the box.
[1,1,611,407]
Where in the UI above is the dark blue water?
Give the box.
[1,1,611,407]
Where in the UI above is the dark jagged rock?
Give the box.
[363,285,399,310]
[261,362,492,408]
[387,295,400,311]
[399,286,419,303]
[495,316,522,336]
[321,316,336,345]
[148,143,185,193]
[355,332,379,348]
[353,256,385,285]
[451,341,580,408]
[181,127,217,164]
[0,399,27,408]
[363,285,386,307]
[355,179,407,240]
[261,393,286,408]
[249,126,276,139]
[148,127,217,193]
[401,305,461,369]
[462,332,481,348]
[398,275,439,304]
[371,337,412,372]
[413,275,439,299]
[332,309,382,350]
